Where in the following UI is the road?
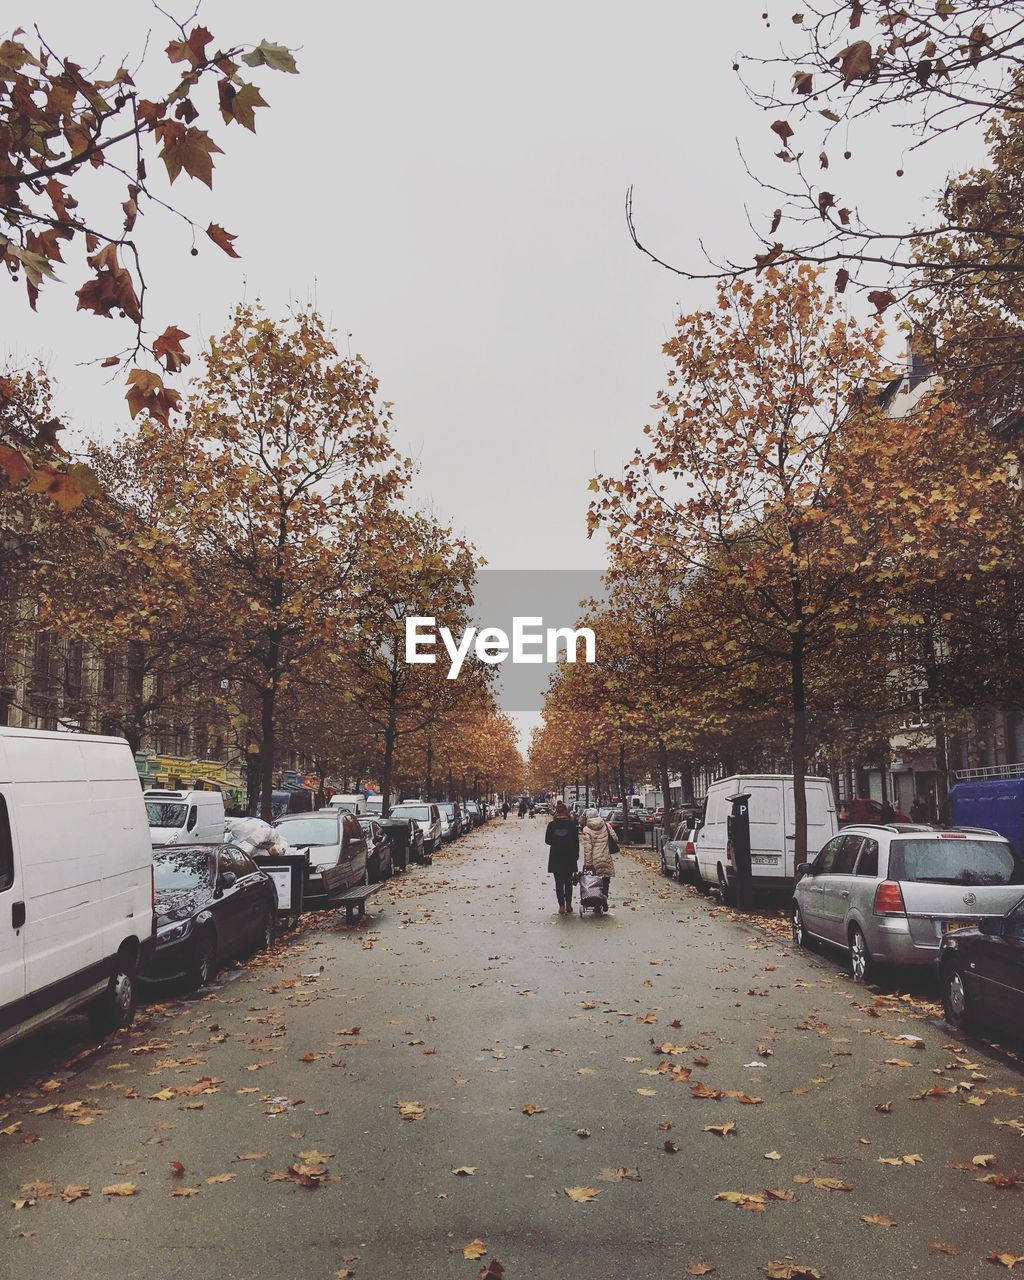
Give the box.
[3,818,1024,1280]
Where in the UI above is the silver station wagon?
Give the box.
[791,823,1024,981]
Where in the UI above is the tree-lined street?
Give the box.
[4,822,1024,1279]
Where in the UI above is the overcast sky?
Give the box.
[14,1,981,585]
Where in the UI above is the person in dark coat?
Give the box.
[545,801,580,915]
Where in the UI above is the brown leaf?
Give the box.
[61,1185,90,1203]
[463,1240,488,1259]
[761,1265,822,1280]
[687,1266,717,1276]
[813,1177,852,1192]
[205,1173,235,1185]
[478,1261,505,1280]
[564,1186,602,1203]
[987,1255,1024,1269]
[170,1186,199,1197]
[861,1214,897,1227]
[207,223,241,258]
[930,1243,962,1257]
[704,1122,737,1137]
[521,1104,546,1115]
[770,120,794,147]
[100,1183,137,1197]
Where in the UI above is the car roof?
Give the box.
[840,822,1006,839]
[276,811,338,823]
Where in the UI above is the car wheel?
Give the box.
[88,953,137,1035]
[186,929,217,991]
[258,907,276,952]
[693,861,711,896]
[792,902,810,949]
[942,963,977,1032]
[660,851,672,877]
[848,925,873,983]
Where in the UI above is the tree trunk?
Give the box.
[425,736,433,801]
[584,771,590,808]
[380,711,397,819]
[258,679,276,823]
[658,738,672,835]
[790,634,808,869]
[595,760,601,805]
[680,761,694,806]
[618,741,628,841]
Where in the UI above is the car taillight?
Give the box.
[685,841,695,856]
[873,881,906,916]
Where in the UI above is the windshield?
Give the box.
[439,804,456,817]
[154,849,214,889]
[275,817,339,847]
[147,801,188,829]
[890,838,1020,886]
[392,805,430,822]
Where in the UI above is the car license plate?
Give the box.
[943,920,973,934]
[751,855,779,866]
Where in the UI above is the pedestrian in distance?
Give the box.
[910,795,927,824]
[545,801,580,916]
[502,801,510,820]
[580,807,615,898]
[518,798,528,819]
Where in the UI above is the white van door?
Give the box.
[0,789,27,1009]
[746,781,785,878]
[783,780,835,879]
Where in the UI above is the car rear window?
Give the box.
[392,805,430,822]
[889,838,1021,886]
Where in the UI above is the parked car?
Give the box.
[792,824,1024,981]
[0,728,155,1049]
[364,794,384,816]
[840,796,909,825]
[358,817,394,882]
[273,810,368,902]
[949,778,1024,857]
[939,893,1024,1038]
[150,843,277,989]
[327,792,367,815]
[465,801,484,826]
[145,788,226,846]
[661,822,699,882]
[696,774,838,902]
[609,807,646,845]
[438,801,464,840]
[389,802,443,854]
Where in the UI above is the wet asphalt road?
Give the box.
[2,817,1024,1280]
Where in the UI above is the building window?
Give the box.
[900,690,928,730]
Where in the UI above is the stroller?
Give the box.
[577,867,609,916]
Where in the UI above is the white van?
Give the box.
[327,793,367,815]
[144,789,226,846]
[0,728,155,1049]
[695,774,837,902]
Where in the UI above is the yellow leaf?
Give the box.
[463,1240,488,1259]
[205,1173,235,1185]
[101,1183,137,1197]
[564,1186,601,1203]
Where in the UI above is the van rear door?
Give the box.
[0,789,26,1011]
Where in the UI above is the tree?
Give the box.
[144,303,407,821]
[627,1,1024,300]
[591,265,1014,862]
[0,13,296,498]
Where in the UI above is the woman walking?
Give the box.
[580,808,615,907]
[545,801,580,915]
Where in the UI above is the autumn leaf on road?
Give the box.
[452,1166,477,1176]
[398,1101,426,1120]
[715,1190,767,1211]
[478,1261,505,1280]
[761,1264,822,1280]
[813,1177,852,1191]
[598,1167,641,1183]
[974,1155,998,1168]
[704,1122,737,1137]
[765,1151,782,1161]
[61,1185,89,1203]
[101,1183,137,1197]
[980,1174,1021,1189]
[861,1214,897,1227]
[522,1104,546,1115]
[564,1186,602,1202]
[205,1173,236,1185]
[930,1243,962,1256]
[463,1240,488,1259]
[170,1186,199,1198]
[170,1160,185,1179]
[987,1254,1024,1269]
[687,1267,717,1276]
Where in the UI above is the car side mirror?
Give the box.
[979,916,1004,937]
[218,870,237,891]
[796,862,814,877]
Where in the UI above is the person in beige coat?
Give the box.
[580,809,615,897]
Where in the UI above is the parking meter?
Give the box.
[726,792,752,911]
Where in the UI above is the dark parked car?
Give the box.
[609,808,646,845]
[274,810,368,903]
[358,816,394,882]
[150,844,278,990]
[465,801,484,827]
[379,816,423,869]
[939,894,1024,1039]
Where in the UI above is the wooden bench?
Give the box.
[326,881,381,924]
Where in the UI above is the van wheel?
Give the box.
[848,925,873,983]
[88,956,137,1036]
[717,866,736,907]
[693,862,711,896]
[186,930,217,990]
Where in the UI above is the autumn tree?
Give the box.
[0,13,295,499]
[144,303,407,821]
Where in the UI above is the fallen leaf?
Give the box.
[930,1243,962,1256]
[637,1088,657,1097]
[715,1190,767,1211]
[564,1186,601,1203]
[761,1264,822,1280]
[813,1177,852,1192]
[861,1214,897,1227]
[664,1140,679,1153]
[205,1173,235,1185]
[687,1266,717,1276]
[598,1167,641,1183]
[765,1151,782,1161]
[478,1261,505,1280]
[101,1183,137,1197]
[765,1188,796,1201]
[704,1122,737,1137]
[236,1153,268,1162]
[980,1173,1021,1189]
[452,1167,477,1176]
[61,1185,89,1203]
[170,1186,199,1198]
[170,1160,185,1179]
[398,1101,426,1121]
[987,1254,1024,1269]
[974,1155,998,1168]
[521,1104,546,1115]
[463,1240,488,1259]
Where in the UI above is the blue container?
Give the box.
[949,778,1024,857]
